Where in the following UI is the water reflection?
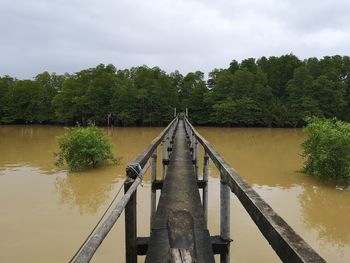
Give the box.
[198,126,350,262]
[0,125,63,173]
[300,183,350,246]
[55,167,121,214]
[2,125,350,262]
[197,127,306,188]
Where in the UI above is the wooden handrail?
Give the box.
[134,117,179,168]
[184,117,325,263]
[74,117,179,263]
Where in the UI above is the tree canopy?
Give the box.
[1,55,350,127]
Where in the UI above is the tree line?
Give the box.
[1,54,350,127]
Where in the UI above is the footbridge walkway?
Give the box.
[73,117,325,263]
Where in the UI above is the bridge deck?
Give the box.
[145,120,215,262]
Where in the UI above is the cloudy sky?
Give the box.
[1,0,349,78]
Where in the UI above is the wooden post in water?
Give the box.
[150,150,157,230]
[220,175,230,263]
[203,151,209,226]
[124,178,137,263]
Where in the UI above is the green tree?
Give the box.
[34,72,66,123]
[258,54,302,100]
[286,66,321,126]
[0,76,16,123]
[212,97,236,125]
[55,124,118,171]
[302,117,350,181]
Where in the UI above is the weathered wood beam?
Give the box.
[136,235,231,256]
[125,178,137,263]
[137,237,150,256]
[152,180,207,191]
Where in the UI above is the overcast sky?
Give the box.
[1,0,349,79]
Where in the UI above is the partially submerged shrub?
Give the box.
[55,125,118,171]
[301,117,350,181]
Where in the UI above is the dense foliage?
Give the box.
[55,125,117,171]
[1,55,350,127]
[301,117,350,181]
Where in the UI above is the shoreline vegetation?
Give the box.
[1,54,350,127]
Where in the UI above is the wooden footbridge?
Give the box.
[73,117,326,262]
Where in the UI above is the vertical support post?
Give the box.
[161,140,166,179]
[193,138,198,178]
[174,107,176,118]
[166,135,170,161]
[220,174,230,263]
[186,108,188,117]
[124,178,137,263]
[150,150,157,231]
[203,151,209,226]
[190,129,193,148]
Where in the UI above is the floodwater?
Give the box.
[0,126,349,262]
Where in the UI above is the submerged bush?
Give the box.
[301,117,350,181]
[55,125,118,171]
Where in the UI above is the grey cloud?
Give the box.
[0,0,349,78]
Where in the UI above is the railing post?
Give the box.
[124,178,137,263]
[220,174,230,263]
[167,135,171,160]
[161,139,166,179]
[203,151,209,226]
[189,129,193,148]
[150,150,157,231]
[193,138,198,178]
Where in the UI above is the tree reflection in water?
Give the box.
[300,183,350,246]
[55,166,121,214]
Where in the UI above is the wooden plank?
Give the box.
[168,210,196,262]
[169,249,194,263]
[136,235,231,256]
[146,120,215,263]
[152,180,206,191]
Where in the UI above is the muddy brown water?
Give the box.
[0,125,349,262]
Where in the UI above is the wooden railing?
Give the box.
[74,117,179,263]
[73,116,325,262]
[184,117,326,263]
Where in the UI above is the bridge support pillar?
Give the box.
[203,151,209,226]
[220,175,230,263]
[150,150,157,231]
[161,140,166,179]
[193,139,198,178]
[124,178,137,263]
